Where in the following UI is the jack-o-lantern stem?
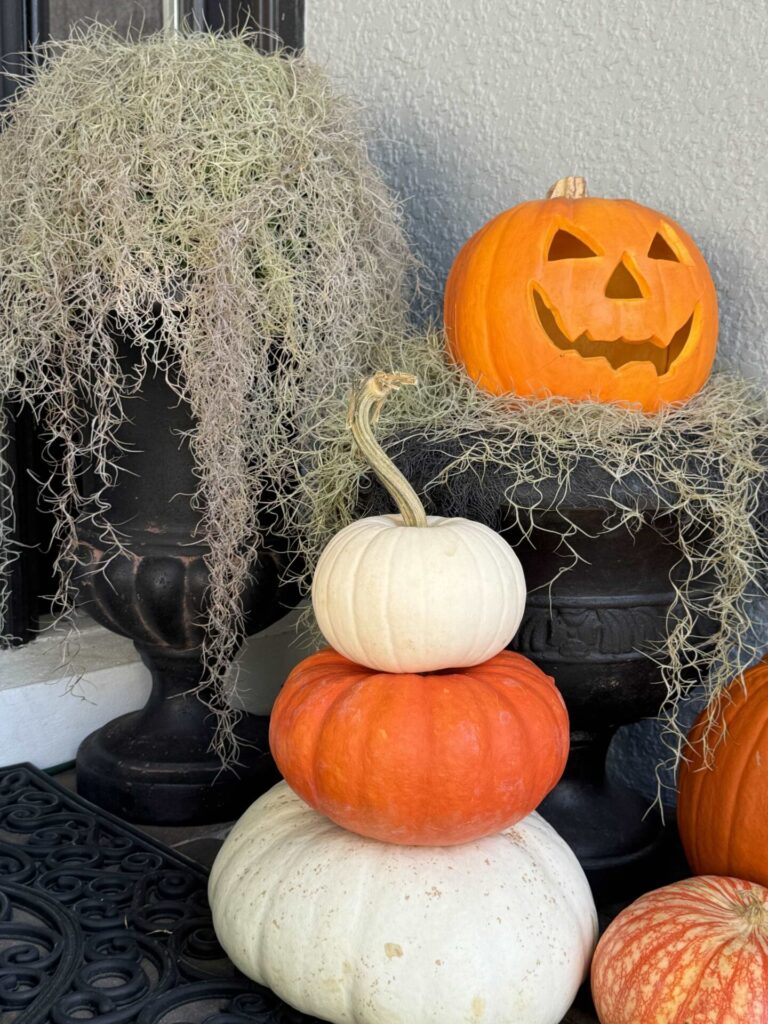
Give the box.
[348,372,428,528]
[546,176,587,199]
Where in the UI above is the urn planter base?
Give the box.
[76,645,280,825]
[538,730,665,900]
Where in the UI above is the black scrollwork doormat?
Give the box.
[0,763,321,1024]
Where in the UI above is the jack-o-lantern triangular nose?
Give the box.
[605,258,645,299]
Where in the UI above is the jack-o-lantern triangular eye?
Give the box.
[547,229,598,261]
[648,233,679,261]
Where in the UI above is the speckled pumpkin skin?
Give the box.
[592,876,768,1024]
[209,782,597,1024]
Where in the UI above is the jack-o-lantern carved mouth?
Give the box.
[533,288,694,376]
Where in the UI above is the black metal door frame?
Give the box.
[0,1,50,645]
[1,0,48,105]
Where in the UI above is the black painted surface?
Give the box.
[0,1,51,646]
[48,0,161,39]
[175,0,305,50]
[75,650,282,826]
[0,0,48,105]
[503,505,689,896]
[48,0,305,47]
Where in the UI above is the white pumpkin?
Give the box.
[312,373,526,673]
[209,783,598,1024]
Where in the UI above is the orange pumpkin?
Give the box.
[444,176,718,412]
[678,657,768,886]
[591,875,768,1024]
[269,647,569,846]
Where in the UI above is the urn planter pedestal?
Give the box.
[374,441,712,898]
[501,478,713,897]
[74,339,295,825]
[503,503,686,897]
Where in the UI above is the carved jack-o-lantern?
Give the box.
[444,177,718,411]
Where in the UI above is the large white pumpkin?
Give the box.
[209,783,597,1024]
[311,372,526,673]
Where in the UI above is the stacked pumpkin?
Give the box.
[210,372,598,1024]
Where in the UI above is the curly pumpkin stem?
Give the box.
[348,372,428,528]
[738,894,768,931]
[546,176,588,199]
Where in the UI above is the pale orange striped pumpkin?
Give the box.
[591,876,768,1024]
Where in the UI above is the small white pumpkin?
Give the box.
[312,372,526,673]
[209,783,597,1024]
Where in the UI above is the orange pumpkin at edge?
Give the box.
[269,646,569,846]
[677,656,768,886]
[444,176,718,412]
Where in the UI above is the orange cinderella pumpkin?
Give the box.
[591,875,768,1024]
[444,176,718,412]
[269,647,569,846]
[678,657,768,887]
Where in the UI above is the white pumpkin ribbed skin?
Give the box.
[209,783,597,1024]
[311,514,526,673]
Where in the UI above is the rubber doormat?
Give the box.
[0,763,321,1024]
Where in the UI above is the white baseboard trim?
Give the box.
[0,615,151,769]
[0,605,319,770]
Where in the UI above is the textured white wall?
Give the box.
[308,0,766,378]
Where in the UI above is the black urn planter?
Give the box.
[502,499,691,897]
[74,337,296,825]
[368,439,715,897]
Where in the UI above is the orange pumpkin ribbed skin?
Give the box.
[678,658,768,886]
[269,647,569,846]
[444,194,718,412]
[591,876,768,1024]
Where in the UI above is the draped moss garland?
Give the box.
[286,330,768,773]
[0,28,414,759]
